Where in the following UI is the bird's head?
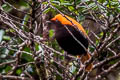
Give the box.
[50,14,87,36]
[51,14,63,22]
[51,14,63,23]
[50,14,72,26]
[50,14,65,29]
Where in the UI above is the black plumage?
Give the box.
[51,20,89,55]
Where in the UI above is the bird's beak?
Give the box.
[50,17,56,21]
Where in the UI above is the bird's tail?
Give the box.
[80,53,93,72]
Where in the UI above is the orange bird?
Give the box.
[50,14,92,71]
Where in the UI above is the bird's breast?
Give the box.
[55,25,89,55]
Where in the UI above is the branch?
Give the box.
[0,74,30,80]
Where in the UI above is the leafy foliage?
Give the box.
[0,0,120,80]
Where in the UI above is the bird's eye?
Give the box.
[55,19,61,24]
[56,19,59,22]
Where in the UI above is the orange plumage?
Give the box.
[51,14,87,36]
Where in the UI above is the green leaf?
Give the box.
[89,46,95,52]
[24,46,31,53]
[5,66,12,73]
[61,2,72,6]
[60,0,64,2]
[21,14,30,30]
[88,3,96,8]
[16,68,22,75]
[18,0,29,7]
[2,4,12,12]
[69,63,77,74]
[21,53,33,62]
[81,0,90,2]
[1,54,7,58]
[35,43,43,54]
[99,32,103,36]
[26,65,33,72]
[42,2,48,5]
[0,48,9,55]
[49,29,54,38]
[3,36,11,41]
[76,0,82,4]
[77,15,85,21]
[52,1,60,5]
[0,30,5,42]
[98,0,106,3]
[68,6,74,11]
[43,8,51,14]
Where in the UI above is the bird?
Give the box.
[50,14,93,71]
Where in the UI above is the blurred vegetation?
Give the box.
[0,0,120,80]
